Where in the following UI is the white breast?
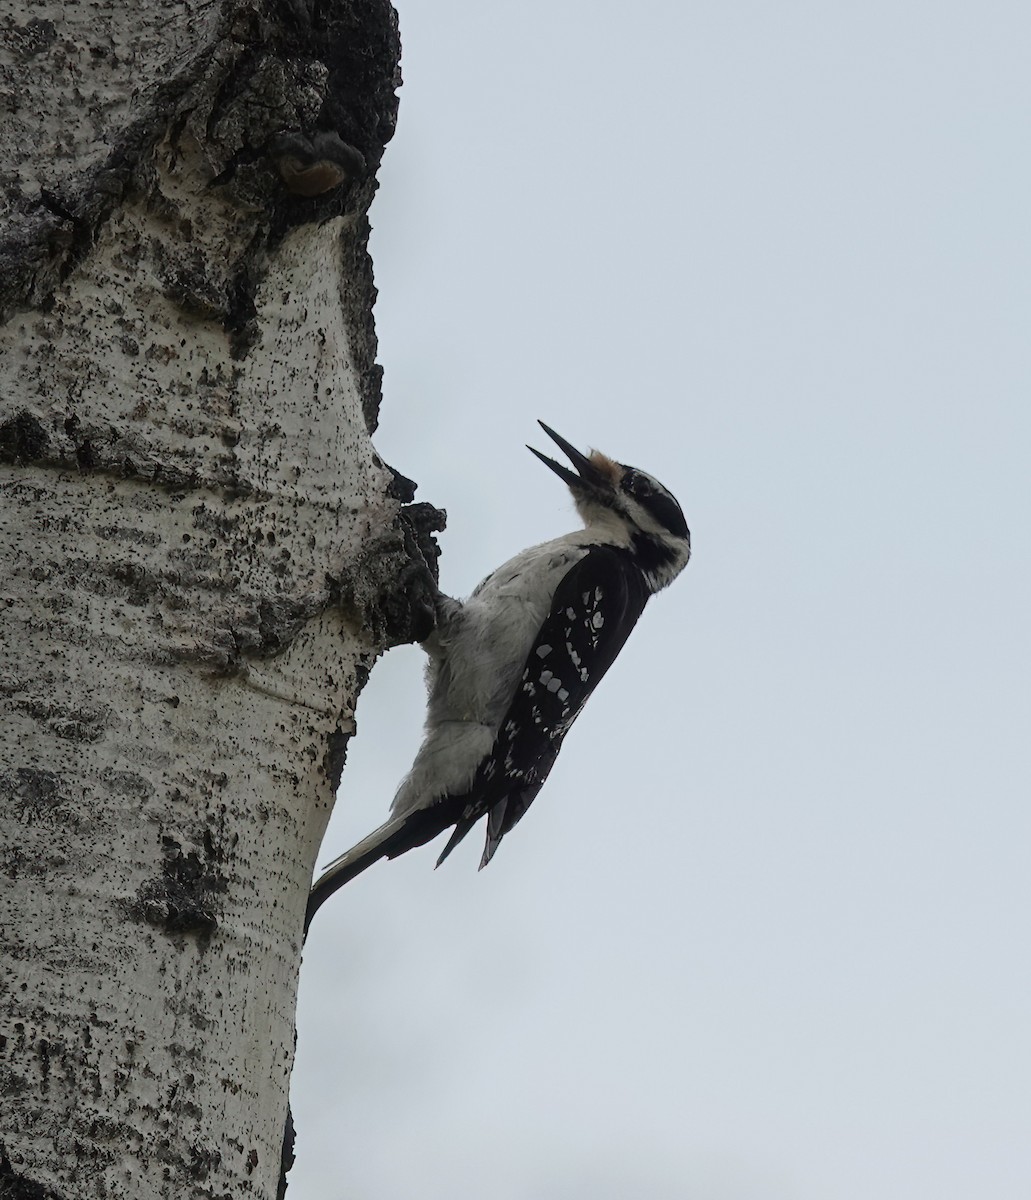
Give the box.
[388,533,592,819]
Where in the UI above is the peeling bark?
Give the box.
[0,2,440,1196]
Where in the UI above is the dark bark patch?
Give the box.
[0,1150,67,1199]
[161,265,230,322]
[74,439,95,471]
[382,460,417,503]
[135,837,229,939]
[336,213,384,432]
[322,724,351,792]
[2,768,61,818]
[7,18,58,60]
[99,768,154,802]
[276,1105,295,1200]
[329,503,445,648]
[1,769,87,831]
[256,595,320,655]
[0,1067,29,1097]
[0,412,49,464]
[226,266,261,360]
[186,1144,222,1182]
[8,698,110,744]
[307,0,401,169]
[381,502,446,645]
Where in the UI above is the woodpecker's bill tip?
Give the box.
[529,422,608,491]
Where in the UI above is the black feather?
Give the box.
[435,545,650,869]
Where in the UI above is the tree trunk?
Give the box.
[0,2,438,1196]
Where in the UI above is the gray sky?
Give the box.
[293,2,1031,1197]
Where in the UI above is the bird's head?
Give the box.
[529,421,692,592]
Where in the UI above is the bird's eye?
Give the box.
[629,472,653,497]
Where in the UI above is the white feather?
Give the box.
[389,532,599,819]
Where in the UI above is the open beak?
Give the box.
[527,421,609,492]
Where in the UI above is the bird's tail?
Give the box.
[433,816,475,869]
[304,804,456,935]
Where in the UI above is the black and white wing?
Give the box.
[436,544,650,868]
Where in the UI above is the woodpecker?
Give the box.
[305,422,691,931]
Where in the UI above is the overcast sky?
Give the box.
[292,3,1031,1197]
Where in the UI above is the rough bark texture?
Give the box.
[0,2,440,1196]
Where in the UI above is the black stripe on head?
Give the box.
[630,531,679,576]
[623,468,689,539]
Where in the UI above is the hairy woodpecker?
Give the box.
[305,422,691,930]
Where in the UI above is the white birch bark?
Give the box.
[0,2,438,1196]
